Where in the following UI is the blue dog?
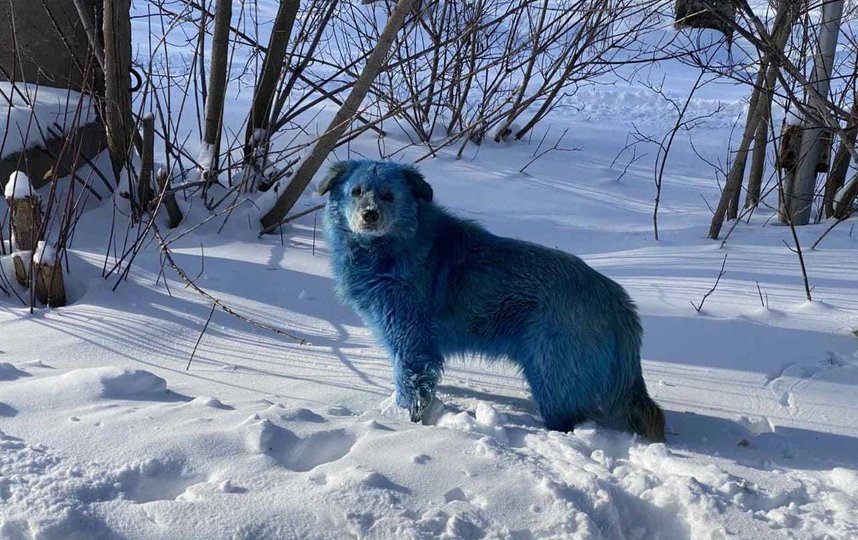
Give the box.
[321,160,665,441]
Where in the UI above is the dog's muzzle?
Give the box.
[349,204,386,234]
[362,209,379,224]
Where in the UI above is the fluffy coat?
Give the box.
[320,160,665,441]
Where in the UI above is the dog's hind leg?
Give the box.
[516,341,591,433]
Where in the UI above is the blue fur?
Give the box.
[322,160,662,436]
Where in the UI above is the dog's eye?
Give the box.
[381,193,393,202]
[351,187,362,197]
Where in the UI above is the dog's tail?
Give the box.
[628,391,666,442]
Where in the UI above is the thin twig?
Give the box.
[153,225,308,345]
[187,302,216,370]
[691,254,728,312]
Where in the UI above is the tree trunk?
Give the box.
[245,0,299,139]
[833,173,858,218]
[708,0,795,239]
[102,0,133,182]
[260,0,419,233]
[244,0,299,188]
[202,0,232,185]
[745,60,778,209]
[823,102,858,217]
[782,0,845,225]
[725,66,768,221]
[136,114,155,217]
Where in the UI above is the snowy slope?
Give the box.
[2,113,857,538]
[2,2,858,539]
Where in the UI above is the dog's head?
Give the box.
[319,160,433,238]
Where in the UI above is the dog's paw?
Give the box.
[394,386,432,421]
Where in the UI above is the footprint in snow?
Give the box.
[242,415,357,472]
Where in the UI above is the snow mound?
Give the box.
[241,414,357,471]
[0,368,169,409]
[73,367,167,399]
[4,171,33,199]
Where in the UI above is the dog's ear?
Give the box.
[318,161,354,196]
[402,165,433,202]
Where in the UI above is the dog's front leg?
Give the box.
[392,347,442,423]
[381,301,443,422]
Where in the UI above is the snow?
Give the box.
[0,2,856,539]
[0,83,96,159]
[198,143,215,170]
[834,176,857,205]
[32,241,56,266]
[2,116,857,535]
[4,171,32,200]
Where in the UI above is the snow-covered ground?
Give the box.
[0,83,96,158]
[2,3,858,540]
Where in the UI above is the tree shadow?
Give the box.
[667,409,858,471]
[641,312,857,380]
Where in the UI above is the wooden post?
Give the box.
[9,197,43,251]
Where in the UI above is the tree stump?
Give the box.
[9,196,43,252]
[34,261,66,307]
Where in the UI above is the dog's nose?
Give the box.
[362,209,379,224]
